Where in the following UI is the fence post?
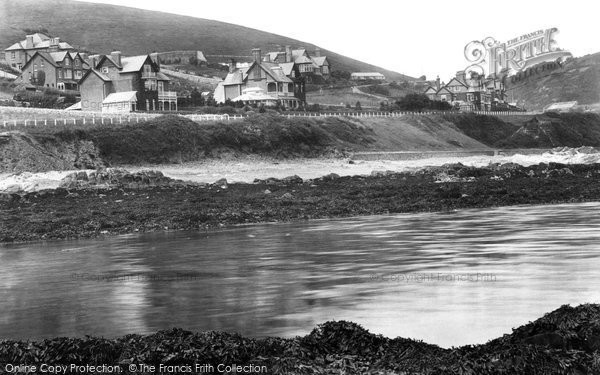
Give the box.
[45,119,47,126]
[64,119,67,125]
[83,118,86,125]
[3,121,5,127]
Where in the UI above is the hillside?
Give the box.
[0,0,413,82]
[506,53,600,111]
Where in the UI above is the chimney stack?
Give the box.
[264,53,270,63]
[456,70,466,83]
[285,45,292,63]
[435,76,441,90]
[89,55,99,69]
[314,48,321,57]
[25,35,34,49]
[229,58,236,73]
[111,50,122,67]
[150,52,160,68]
[251,48,261,63]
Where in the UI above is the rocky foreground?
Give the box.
[1,304,600,374]
[1,162,600,243]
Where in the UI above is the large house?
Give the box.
[424,71,505,111]
[214,48,304,108]
[351,72,386,81]
[18,51,87,91]
[3,33,74,71]
[263,46,330,82]
[79,51,177,112]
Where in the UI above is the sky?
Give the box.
[76,0,599,81]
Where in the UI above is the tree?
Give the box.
[355,101,362,111]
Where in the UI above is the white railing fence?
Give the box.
[0,106,540,128]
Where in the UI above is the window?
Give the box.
[33,64,37,72]
[278,84,283,92]
[440,95,447,101]
[288,83,294,92]
[11,52,15,59]
[40,60,44,68]
[267,82,276,92]
[102,67,109,74]
[59,70,63,79]
[65,59,70,66]
[65,70,72,79]
[75,70,82,79]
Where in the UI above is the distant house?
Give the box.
[214,48,303,108]
[350,72,386,81]
[18,51,87,91]
[156,50,208,65]
[4,33,74,71]
[79,51,177,112]
[424,71,505,111]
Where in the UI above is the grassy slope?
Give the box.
[445,112,600,148]
[356,116,489,151]
[22,114,494,166]
[0,0,413,81]
[506,53,600,111]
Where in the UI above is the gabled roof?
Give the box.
[424,86,438,94]
[223,70,244,85]
[437,87,453,94]
[311,56,327,66]
[96,55,122,69]
[121,55,151,72]
[279,62,295,76]
[80,69,111,84]
[292,49,307,60]
[20,51,60,71]
[49,51,69,62]
[445,77,468,87]
[294,55,313,64]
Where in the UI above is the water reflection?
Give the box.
[1,202,600,347]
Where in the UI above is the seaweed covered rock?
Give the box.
[59,168,180,189]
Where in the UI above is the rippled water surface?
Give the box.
[2,202,600,347]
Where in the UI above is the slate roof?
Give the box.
[5,33,73,51]
[120,55,149,72]
[20,51,60,70]
[102,91,138,104]
[311,56,327,66]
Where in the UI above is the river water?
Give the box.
[1,202,600,348]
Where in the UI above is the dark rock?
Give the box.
[321,173,341,181]
[282,175,303,184]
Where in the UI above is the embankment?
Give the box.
[1,304,599,374]
[2,112,600,173]
[2,162,600,242]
